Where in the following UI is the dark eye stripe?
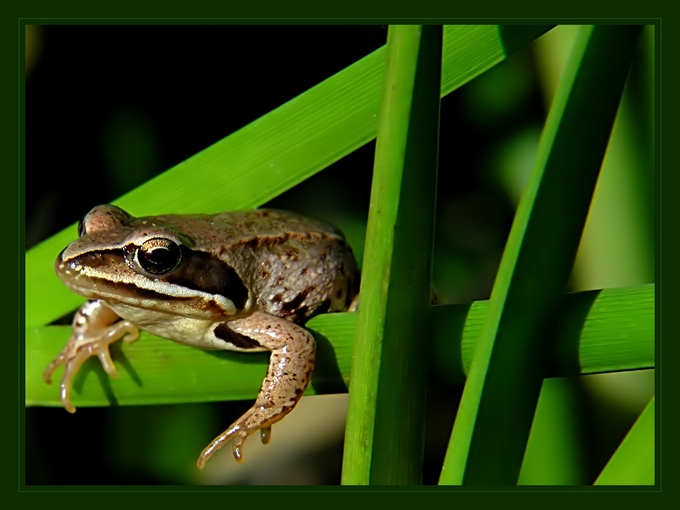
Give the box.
[161,248,249,310]
[71,247,249,310]
[70,250,126,270]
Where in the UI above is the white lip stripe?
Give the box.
[74,266,238,316]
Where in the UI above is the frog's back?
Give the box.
[156,209,356,322]
[213,209,345,239]
[211,209,358,322]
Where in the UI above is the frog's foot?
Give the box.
[43,300,139,413]
[196,312,315,468]
[197,408,284,467]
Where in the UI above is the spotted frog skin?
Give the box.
[44,205,359,468]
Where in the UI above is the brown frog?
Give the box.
[44,205,359,468]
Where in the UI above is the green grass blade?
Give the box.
[439,25,643,485]
[27,285,653,408]
[25,25,552,330]
[549,284,655,376]
[517,378,588,485]
[594,396,655,485]
[432,284,655,385]
[341,25,441,486]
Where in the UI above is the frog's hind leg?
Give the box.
[197,312,315,468]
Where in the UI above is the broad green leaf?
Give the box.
[27,285,654,408]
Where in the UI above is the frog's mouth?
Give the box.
[61,274,243,319]
[56,245,253,317]
[55,253,240,318]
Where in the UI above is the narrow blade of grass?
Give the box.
[432,284,655,386]
[517,378,588,485]
[594,396,655,485]
[341,25,441,485]
[439,25,643,485]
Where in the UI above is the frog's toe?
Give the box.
[56,344,95,413]
[260,426,271,445]
[43,354,66,385]
[232,435,247,463]
[197,423,243,468]
[59,380,77,414]
[94,344,120,378]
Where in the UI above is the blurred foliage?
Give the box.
[24,25,654,485]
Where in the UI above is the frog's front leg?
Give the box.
[197,311,316,468]
[43,299,139,413]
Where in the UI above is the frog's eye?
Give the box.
[136,237,183,275]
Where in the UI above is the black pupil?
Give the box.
[138,239,181,275]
